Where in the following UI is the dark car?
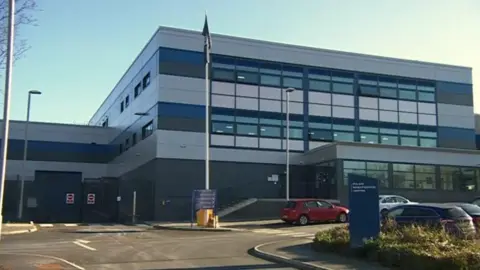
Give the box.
[383,203,476,238]
[281,199,349,225]
[444,203,480,232]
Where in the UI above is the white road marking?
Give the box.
[75,239,90,244]
[306,236,315,240]
[64,224,78,227]
[278,232,303,236]
[0,252,85,270]
[39,224,53,228]
[291,233,315,238]
[73,241,96,251]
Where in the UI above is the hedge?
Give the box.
[313,223,480,269]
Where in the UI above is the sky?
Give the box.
[3,0,480,124]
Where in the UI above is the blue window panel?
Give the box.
[211,107,235,116]
[438,127,475,139]
[282,65,303,77]
[331,71,354,83]
[332,118,355,126]
[236,59,259,72]
[378,76,397,88]
[4,139,114,153]
[158,102,205,119]
[398,79,417,90]
[284,113,304,122]
[436,81,472,95]
[309,116,332,124]
[159,47,203,65]
[398,123,418,131]
[259,111,283,120]
[236,109,259,118]
[476,134,480,150]
[418,125,437,132]
[417,80,436,92]
[212,54,236,65]
[358,74,378,85]
[308,68,330,80]
[260,62,281,75]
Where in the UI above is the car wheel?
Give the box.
[380,209,389,217]
[337,212,348,223]
[298,215,309,226]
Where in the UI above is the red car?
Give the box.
[281,199,349,225]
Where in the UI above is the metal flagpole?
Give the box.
[202,13,211,190]
[0,0,16,240]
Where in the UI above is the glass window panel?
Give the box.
[212,122,234,134]
[359,126,379,133]
[415,165,435,173]
[309,122,332,129]
[212,114,234,121]
[309,80,330,91]
[236,116,258,124]
[282,67,303,77]
[417,85,435,92]
[419,131,437,138]
[260,125,281,137]
[393,172,415,189]
[400,130,418,136]
[344,161,366,169]
[284,128,303,139]
[260,118,282,126]
[359,79,377,86]
[308,71,330,80]
[380,128,398,135]
[332,83,353,94]
[418,92,435,102]
[213,69,235,81]
[393,163,414,172]
[309,129,333,141]
[359,86,379,96]
[399,90,416,100]
[283,77,303,88]
[260,64,281,75]
[236,71,258,84]
[379,80,397,88]
[440,166,456,190]
[260,75,281,86]
[333,124,355,131]
[282,120,304,127]
[236,124,257,136]
[332,75,354,83]
[334,131,354,142]
[420,138,437,147]
[379,88,397,98]
[343,169,366,185]
[360,133,379,144]
[398,82,417,90]
[459,168,476,192]
[212,62,235,70]
[367,170,389,188]
[416,173,436,189]
[400,136,418,146]
[367,162,388,171]
[380,135,398,145]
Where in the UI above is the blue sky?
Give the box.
[4,0,480,124]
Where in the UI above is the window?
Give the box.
[387,208,404,218]
[213,69,235,81]
[440,166,456,190]
[283,77,302,88]
[119,144,123,154]
[400,136,417,146]
[332,83,353,94]
[343,161,366,185]
[120,101,124,113]
[101,118,108,127]
[134,83,142,98]
[360,133,378,144]
[236,71,258,84]
[260,125,281,137]
[260,74,281,86]
[236,124,257,136]
[309,129,332,141]
[459,168,476,191]
[125,95,130,108]
[366,162,389,188]
[334,131,354,142]
[399,90,416,100]
[304,201,319,209]
[141,121,154,139]
[379,88,397,98]
[159,47,203,64]
[212,122,234,134]
[380,134,398,145]
[132,133,137,146]
[125,138,130,150]
[142,72,151,89]
[283,128,303,139]
[415,165,435,189]
[418,92,435,102]
[402,207,438,217]
[420,138,436,147]
[309,80,330,92]
[359,86,378,96]
[393,163,414,189]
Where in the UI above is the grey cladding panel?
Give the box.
[437,92,473,106]
[7,149,113,163]
[159,62,204,78]
[157,116,205,132]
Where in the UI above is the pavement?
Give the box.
[2,222,37,235]
[252,238,388,270]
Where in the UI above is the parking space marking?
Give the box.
[73,240,96,251]
[306,236,315,240]
[64,224,78,227]
[39,224,54,228]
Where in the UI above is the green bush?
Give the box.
[313,224,480,270]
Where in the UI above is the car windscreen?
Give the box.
[446,207,470,219]
[459,204,480,216]
[284,201,297,209]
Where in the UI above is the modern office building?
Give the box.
[2,26,478,223]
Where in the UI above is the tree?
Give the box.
[0,0,38,68]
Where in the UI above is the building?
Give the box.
[2,26,478,223]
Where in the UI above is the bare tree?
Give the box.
[0,0,38,68]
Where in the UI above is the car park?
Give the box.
[281,199,349,226]
[379,195,416,217]
[443,203,480,232]
[383,203,476,238]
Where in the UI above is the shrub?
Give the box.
[313,224,480,270]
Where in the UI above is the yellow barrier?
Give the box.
[196,209,213,226]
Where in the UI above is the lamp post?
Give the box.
[18,90,42,220]
[285,87,295,201]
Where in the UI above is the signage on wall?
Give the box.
[87,193,96,205]
[267,174,279,184]
[66,193,75,204]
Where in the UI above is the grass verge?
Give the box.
[313,223,480,269]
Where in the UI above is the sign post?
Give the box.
[191,189,216,227]
[348,174,380,248]
[65,193,75,205]
[87,193,95,205]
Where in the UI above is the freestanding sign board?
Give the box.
[66,193,75,204]
[87,193,96,205]
[191,189,217,226]
[348,174,380,248]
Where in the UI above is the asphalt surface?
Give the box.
[0,223,340,269]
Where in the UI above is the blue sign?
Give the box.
[193,189,217,211]
[348,174,380,248]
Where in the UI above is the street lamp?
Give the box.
[285,87,295,201]
[18,89,42,220]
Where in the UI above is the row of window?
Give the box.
[211,110,438,148]
[119,72,151,114]
[119,120,154,154]
[343,160,478,192]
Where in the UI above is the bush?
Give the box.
[313,224,480,270]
